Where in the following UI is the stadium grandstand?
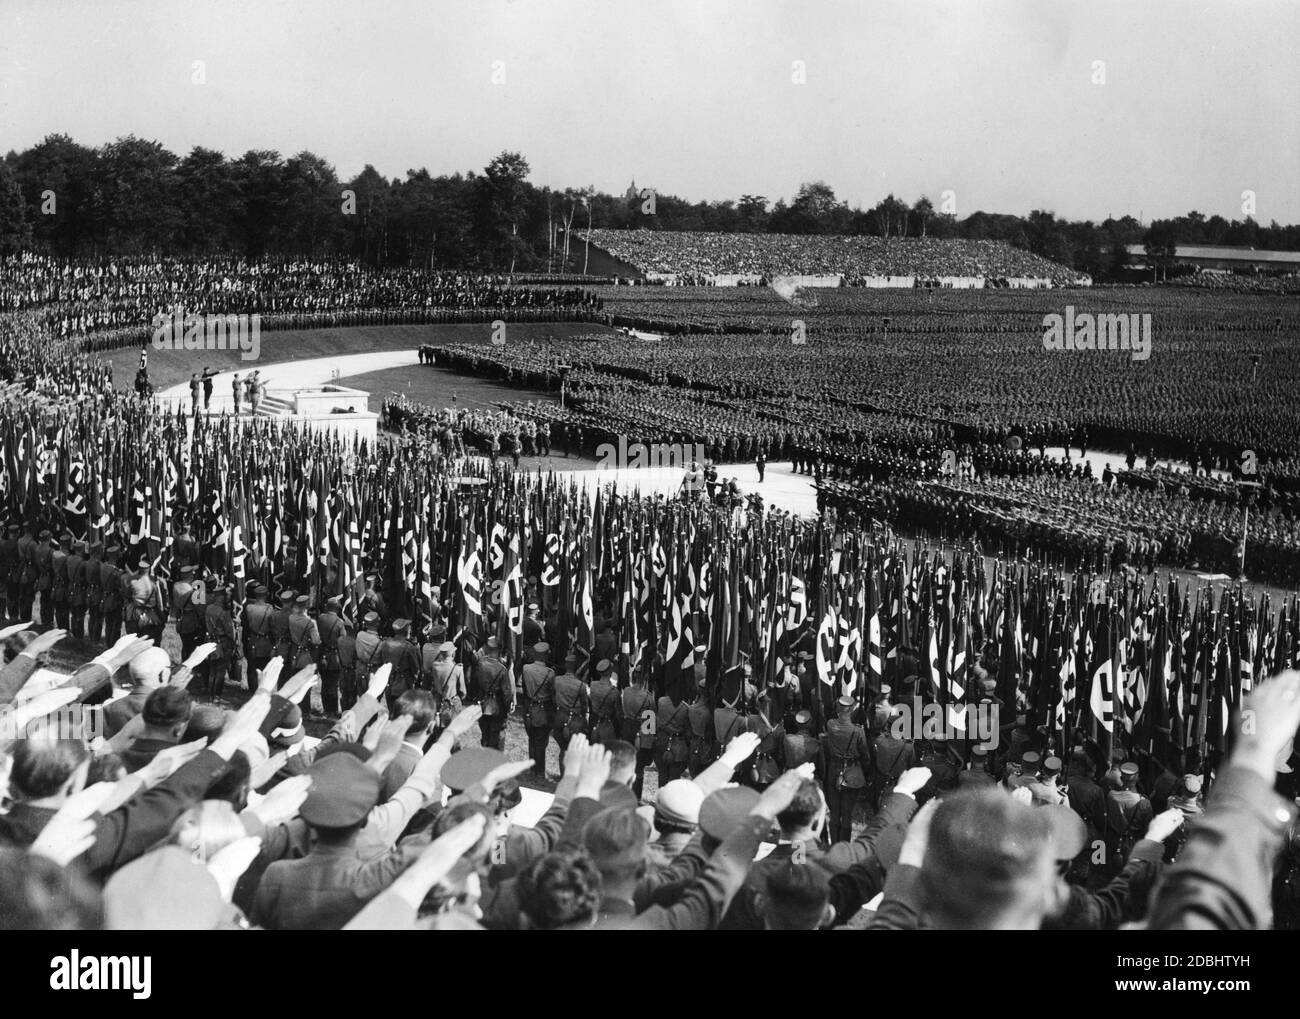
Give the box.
[575,228,1092,288]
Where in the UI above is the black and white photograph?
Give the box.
[0,0,1298,969]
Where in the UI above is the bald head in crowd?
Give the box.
[129,647,174,687]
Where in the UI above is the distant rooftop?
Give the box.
[1126,243,1300,264]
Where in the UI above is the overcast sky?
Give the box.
[2,0,1296,223]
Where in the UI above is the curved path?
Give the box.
[156,350,423,403]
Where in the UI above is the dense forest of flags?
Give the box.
[3,380,1293,789]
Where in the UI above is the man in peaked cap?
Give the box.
[440,746,512,797]
[353,610,383,699]
[98,542,124,643]
[125,553,164,644]
[241,582,276,694]
[686,674,716,776]
[958,743,998,790]
[820,694,871,843]
[1104,761,1154,869]
[203,585,238,698]
[1065,747,1106,845]
[521,642,556,778]
[783,710,820,772]
[12,523,34,622]
[588,658,623,746]
[286,594,321,673]
[621,667,657,799]
[64,537,87,639]
[552,651,589,772]
[271,590,296,664]
[334,611,360,713]
[316,594,347,717]
[252,753,415,931]
[471,635,514,751]
[44,532,71,629]
[31,528,53,626]
[377,617,421,711]
[1028,755,1067,807]
[171,564,204,662]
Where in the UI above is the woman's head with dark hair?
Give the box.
[517,849,602,930]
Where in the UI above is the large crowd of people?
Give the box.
[430,284,1300,465]
[2,255,1300,933]
[0,255,607,354]
[583,229,1092,285]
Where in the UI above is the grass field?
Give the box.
[343,363,552,414]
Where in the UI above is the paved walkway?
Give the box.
[156,350,422,410]
[548,461,818,517]
[1042,446,1231,481]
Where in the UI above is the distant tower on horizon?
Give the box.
[625,179,639,202]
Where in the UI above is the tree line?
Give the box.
[2,134,1297,278]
